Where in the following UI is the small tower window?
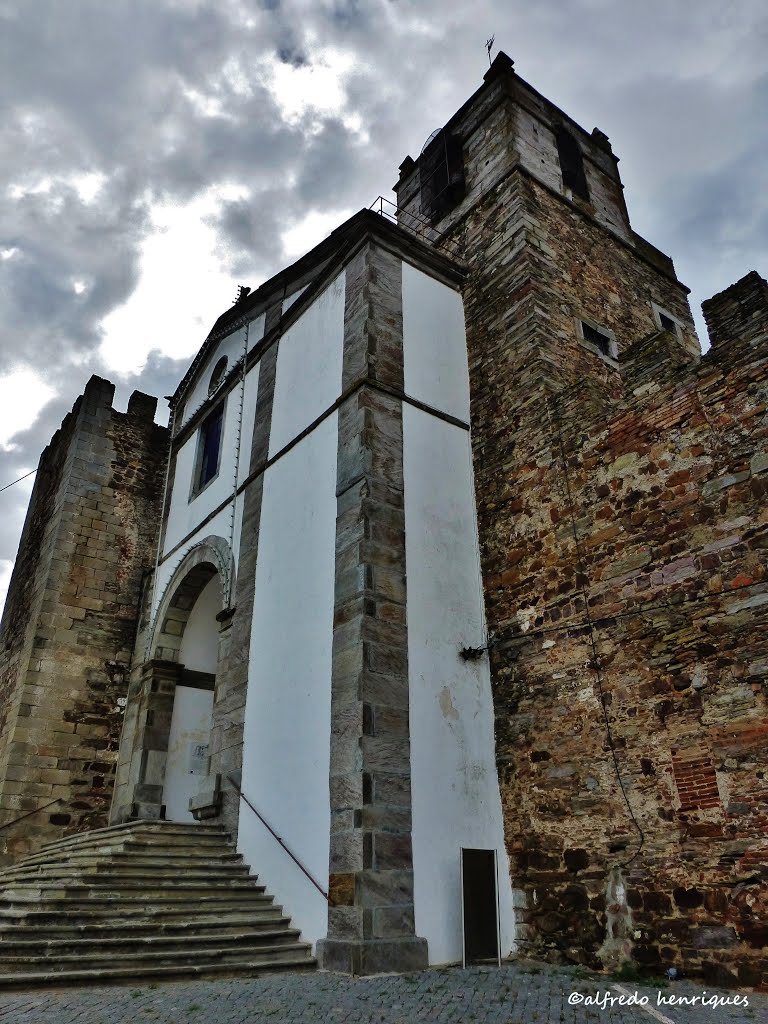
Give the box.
[578,319,617,363]
[192,403,224,497]
[208,356,228,395]
[651,303,684,340]
[582,322,611,357]
[556,126,590,202]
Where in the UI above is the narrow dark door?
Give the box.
[461,848,500,966]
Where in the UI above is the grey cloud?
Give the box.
[210,192,289,278]
[277,46,308,66]
[117,352,189,418]
[0,187,149,374]
[325,0,370,32]
[293,118,376,204]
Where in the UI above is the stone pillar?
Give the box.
[124,660,181,820]
[317,243,428,974]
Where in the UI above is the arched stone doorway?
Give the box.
[161,572,219,821]
[111,537,234,824]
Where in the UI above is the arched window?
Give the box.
[192,402,224,495]
[556,126,590,202]
[208,356,228,395]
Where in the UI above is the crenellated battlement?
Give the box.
[0,376,167,863]
[703,270,768,352]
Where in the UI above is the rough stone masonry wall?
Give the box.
[0,376,167,862]
[479,272,768,987]
[523,172,699,367]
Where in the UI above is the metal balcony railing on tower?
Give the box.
[369,196,463,261]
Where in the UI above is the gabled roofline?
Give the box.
[172,208,464,407]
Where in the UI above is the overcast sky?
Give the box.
[1,0,766,612]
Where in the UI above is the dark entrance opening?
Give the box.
[461,847,500,966]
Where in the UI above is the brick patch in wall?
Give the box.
[671,747,722,812]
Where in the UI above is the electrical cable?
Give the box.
[228,320,249,607]
[546,394,645,869]
[0,468,37,493]
[144,402,176,659]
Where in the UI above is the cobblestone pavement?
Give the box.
[0,962,766,1024]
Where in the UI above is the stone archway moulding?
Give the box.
[109,534,236,823]
[146,535,235,662]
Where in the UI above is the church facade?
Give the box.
[0,54,766,985]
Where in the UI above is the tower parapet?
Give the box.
[703,270,768,352]
[0,376,167,862]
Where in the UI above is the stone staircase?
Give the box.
[0,820,317,987]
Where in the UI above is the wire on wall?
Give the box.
[546,394,645,869]
[144,402,177,660]
[469,443,491,656]
[228,321,249,607]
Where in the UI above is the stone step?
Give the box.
[31,830,231,861]
[0,819,316,985]
[0,883,268,903]
[0,895,277,917]
[0,862,252,884]
[7,845,237,875]
[0,954,318,989]
[35,821,227,854]
[6,849,246,872]
[0,940,312,972]
[0,875,261,896]
[13,843,244,868]
[27,834,234,861]
[0,909,288,933]
[0,920,295,944]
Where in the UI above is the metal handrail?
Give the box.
[369,195,463,259]
[0,797,64,836]
[226,775,328,901]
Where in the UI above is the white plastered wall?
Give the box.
[151,506,235,625]
[238,416,337,947]
[402,262,515,965]
[151,352,261,624]
[237,360,261,487]
[178,575,221,675]
[238,274,343,947]
[402,263,470,421]
[269,273,344,457]
[282,285,309,314]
